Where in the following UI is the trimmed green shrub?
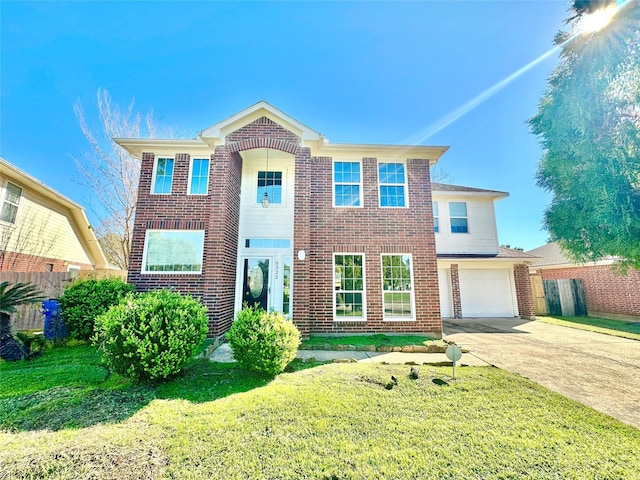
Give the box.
[227,305,300,376]
[94,289,208,382]
[59,277,135,340]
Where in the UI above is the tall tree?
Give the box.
[529,1,640,269]
[73,88,171,270]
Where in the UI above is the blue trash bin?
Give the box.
[42,299,68,340]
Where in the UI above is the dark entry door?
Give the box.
[242,258,269,310]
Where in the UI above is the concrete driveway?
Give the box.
[444,317,640,430]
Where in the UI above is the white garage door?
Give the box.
[438,269,452,317]
[459,269,516,317]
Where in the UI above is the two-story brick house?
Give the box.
[116,101,534,338]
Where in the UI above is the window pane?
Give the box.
[335,185,360,207]
[144,230,204,273]
[190,159,209,194]
[5,183,22,204]
[379,163,406,207]
[450,218,468,233]
[154,158,174,194]
[334,162,361,207]
[381,254,413,318]
[449,202,467,217]
[256,171,282,204]
[433,201,438,216]
[0,203,18,223]
[434,218,439,233]
[334,254,365,318]
[380,186,406,207]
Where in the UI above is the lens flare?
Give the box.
[576,5,619,34]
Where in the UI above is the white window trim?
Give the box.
[449,201,469,234]
[141,229,205,274]
[254,167,287,208]
[380,253,416,322]
[151,157,175,195]
[378,161,409,208]
[333,161,363,208]
[1,181,22,224]
[333,252,366,322]
[188,157,210,195]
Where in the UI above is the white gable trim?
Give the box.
[198,101,322,145]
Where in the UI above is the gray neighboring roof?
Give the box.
[431,183,508,196]
[497,246,539,259]
[526,242,569,267]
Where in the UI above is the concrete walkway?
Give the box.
[444,317,640,430]
[208,343,490,367]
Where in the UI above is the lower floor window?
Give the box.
[334,254,365,319]
[382,254,414,319]
[143,230,205,273]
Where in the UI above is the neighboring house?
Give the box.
[0,158,107,272]
[527,242,640,320]
[116,101,535,338]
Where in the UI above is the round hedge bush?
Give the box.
[227,305,300,376]
[59,277,135,341]
[94,289,209,382]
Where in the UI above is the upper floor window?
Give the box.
[449,202,468,233]
[334,253,365,319]
[1,182,22,224]
[433,201,439,233]
[152,158,174,194]
[378,162,407,207]
[381,254,414,319]
[142,229,205,274]
[257,171,282,205]
[189,158,210,195]
[333,162,361,207]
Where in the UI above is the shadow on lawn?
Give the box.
[0,352,322,433]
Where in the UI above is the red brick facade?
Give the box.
[0,251,92,272]
[541,265,640,318]
[128,115,443,337]
[514,263,535,318]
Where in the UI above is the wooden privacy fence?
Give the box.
[542,278,587,317]
[0,270,127,331]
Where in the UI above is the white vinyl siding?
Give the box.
[432,197,500,255]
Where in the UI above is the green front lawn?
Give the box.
[301,333,436,348]
[537,315,640,341]
[1,345,639,479]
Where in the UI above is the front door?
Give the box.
[242,258,270,310]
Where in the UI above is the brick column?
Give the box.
[450,264,462,319]
[293,147,311,337]
[514,263,535,319]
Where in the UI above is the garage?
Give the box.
[438,269,452,317]
[458,269,517,317]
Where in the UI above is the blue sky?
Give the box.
[1,1,570,250]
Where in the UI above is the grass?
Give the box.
[301,333,437,348]
[536,315,640,341]
[1,346,639,479]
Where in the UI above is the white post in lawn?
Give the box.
[446,344,462,380]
